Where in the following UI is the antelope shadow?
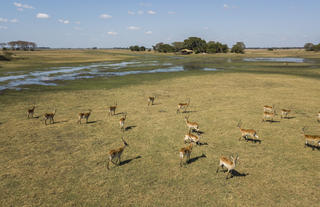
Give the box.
[281,116,296,119]
[240,137,262,144]
[263,120,280,123]
[182,110,197,114]
[125,125,136,131]
[229,169,249,178]
[197,141,209,146]
[115,112,126,116]
[187,153,207,164]
[52,120,68,124]
[192,129,205,135]
[305,143,320,151]
[119,155,142,166]
[86,120,98,124]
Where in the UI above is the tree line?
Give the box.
[0,41,37,51]
[304,42,320,52]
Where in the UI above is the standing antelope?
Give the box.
[302,127,320,147]
[184,132,200,145]
[237,121,259,141]
[262,111,277,122]
[44,109,56,125]
[281,109,291,119]
[108,102,117,116]
[216,154,239,179]
[184,116,199,133]
[264,105,274,113]
[78,109,92,124]
[148,96,156,106]
[107,137,129,170]
[179,143,193,167]
[27,105,35,118]
[317,112,320,123]
[119,113,127,131]
[176,98,190,113]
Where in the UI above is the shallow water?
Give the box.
[243,58,305,63]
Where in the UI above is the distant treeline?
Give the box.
[0,41,37,51]
[304,43,320,51]
[130,37,245,54]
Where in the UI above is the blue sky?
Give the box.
[0,0,319,48]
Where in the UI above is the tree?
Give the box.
[207,41,228,53]
[152,42,174,53]
[231,42,246,54]
[304,43,314,51]
[183,37,207,54]
[139,46,146,51]
[172,41,184,52]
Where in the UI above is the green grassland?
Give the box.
[0,49,320,206]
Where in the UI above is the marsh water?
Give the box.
[0,56,318,91]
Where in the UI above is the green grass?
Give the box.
[0,49,320,206]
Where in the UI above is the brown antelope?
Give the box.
[176,98,190,113]
[108,102,117,116]
[302,127,320,147]
[216,154,239,179]
[185,116,199,133]
[148,96,156,106]
[184,132,200,145]
[27,105,35,118]
[262,111,277,122]
[44,109,56,125]
[107,137,129,170]
[317,112,320,123]
[119,113,127,131]
[264,104,274,113]
[281,109,291,119]
[78,109,92,124]
[179,143,193,167]
[237,121,259,141]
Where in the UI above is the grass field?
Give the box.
[0,49,320,206]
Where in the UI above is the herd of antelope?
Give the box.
[26,98,320,179]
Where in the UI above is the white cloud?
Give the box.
[107,31,118,36]
[0,18,8,23]
[75,21,81,25]
[137,10,144,15]
[10,19,19,23]
[127,26,140,30]
[36,13,49,19]
[223,4,229,9]
[74,26,83,31]
[13,2,34,10]
[128,11,135,15]
[139,2,152,7]
[100,14,112,19]
[58,19,70,24]
[168,11,176,15]
[147,10,156,15]
[204,26,209,30]
[145,31,152,34]
[0,26,8,30]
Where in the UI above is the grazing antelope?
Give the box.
[176,98,190,113]
[185,116,199,133]
[237,121,259,141]
[119,113,127,131]
[317,112,320,123]
[27,105,35,118]
[184,132,200,145]
[302,127,320,148]
[148,96,156,106]
[179,143,193,167]
[262,111,277,122]
[216,154,239,179]
[78,109,92,124]
[108,102,117,116]
[264,105,274,113]
[281,109,291,119]
[44,109,56,125]
[107,137,129,170]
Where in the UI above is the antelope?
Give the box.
[216,154,239,179]
[184,132,200,145]
[176,98,190,113]
[185,116,199,133]
[264,104,274,113]
[78,109,92,124]
[281,109,291,119]
[44,109,56,125]
[317,112,320,123]
[237,121,259,141]
[302,127,320,147]
[119,113,127,131]
[262,111,277,122]
[179,143,193,167]
[27,105,35,118]
[107,137,129,170]
[108,102,117,116]
[148,96,156,106]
